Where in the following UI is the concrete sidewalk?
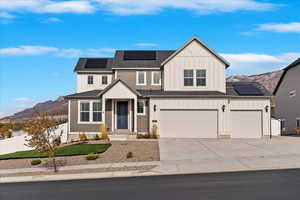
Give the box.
[2,137,300,183]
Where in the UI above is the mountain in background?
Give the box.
[0,70,283,123]
[0,96,68,123]
[227,70,283,93]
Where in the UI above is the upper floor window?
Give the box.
[136,71,146,85]
[79,101,102,123]
[137,100,145,115]
[196,69,206,86]
[88,75,93,85]
[184,69,206,87]
[184,69,194,86]
[102,75,108,85]
[152,71,161,85]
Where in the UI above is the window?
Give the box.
[297,119,300,128]
[80,102,90,122]
[88,76,93,85]
[93,102,102,122]
[137,101,145,115]
[196,69,206,86]
[102,75,108,85]
[152,71,161,85]
[289,90,296,98]
[136,71,146,85]
[79,101,103,123]
[280,119,286,131]
[184,70,194,86]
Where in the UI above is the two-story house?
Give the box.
[273,58,300,135]
[65,37,272,141]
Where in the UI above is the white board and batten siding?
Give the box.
[149,98,271,138]
[77,74,113,93]
[163,40,226,93]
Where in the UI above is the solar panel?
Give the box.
[123,51,156,60]
[85,59,108,68]
[233,84,264,96]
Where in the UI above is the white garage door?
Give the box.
[159,110,218,138]
[231,110,262,138]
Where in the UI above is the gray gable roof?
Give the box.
[113,50,175,68]
[273,57,300,95]
[65,90,102,99]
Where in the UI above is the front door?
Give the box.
[117,101,128,129]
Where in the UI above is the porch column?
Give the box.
[134,97,137,133]
[102,97,106,125]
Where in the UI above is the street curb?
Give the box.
[2,165,300,184]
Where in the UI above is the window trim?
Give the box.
[137,100,146,116]
[136,71,146,86]
[280,119,286,131]
[87,75,93,85]
[101,75,108,85]
[151,71,161,86]
[183,69,207,87]
[183,69,194,87]
[78,100,103,124]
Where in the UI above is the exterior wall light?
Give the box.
[222,105,226,112]
[154,104,157,112]
[265,105,269,113]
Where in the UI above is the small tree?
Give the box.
[24,115,62,172]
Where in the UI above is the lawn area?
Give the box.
[0,143,111,160]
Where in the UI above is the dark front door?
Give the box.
[117,101,128,129]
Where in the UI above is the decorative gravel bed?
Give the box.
[0,141,159,170]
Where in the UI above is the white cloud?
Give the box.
[0,45,58,55]
[42,17,62,23]
[134,43,158,47]
[0,0,95,14]
[14,97,31,103]
[222,52,300,74]
[95,0,278,15]
[0,45,116,58]
[0,0,279,17]
[258,22,300,33]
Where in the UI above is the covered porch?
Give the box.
[101,79,140,134]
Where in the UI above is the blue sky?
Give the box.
[0,0,300,117]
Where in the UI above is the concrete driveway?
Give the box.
[157,137,300,173]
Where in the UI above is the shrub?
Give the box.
[151,124,159,139]
[85,153,99,160]
[2,130,12,138]
[31,159,42,165]
[137,133,151,139]
[100,124,109,140]
[126,152,133,159]
[79,133,87,141]
[94,134,100,140]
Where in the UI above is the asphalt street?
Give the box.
[1,169,300,200]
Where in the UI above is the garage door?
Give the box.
[230,110,262,138]
[159,110,218,138]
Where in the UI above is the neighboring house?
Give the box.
[65,37,272,140]
[273,58,300,135]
